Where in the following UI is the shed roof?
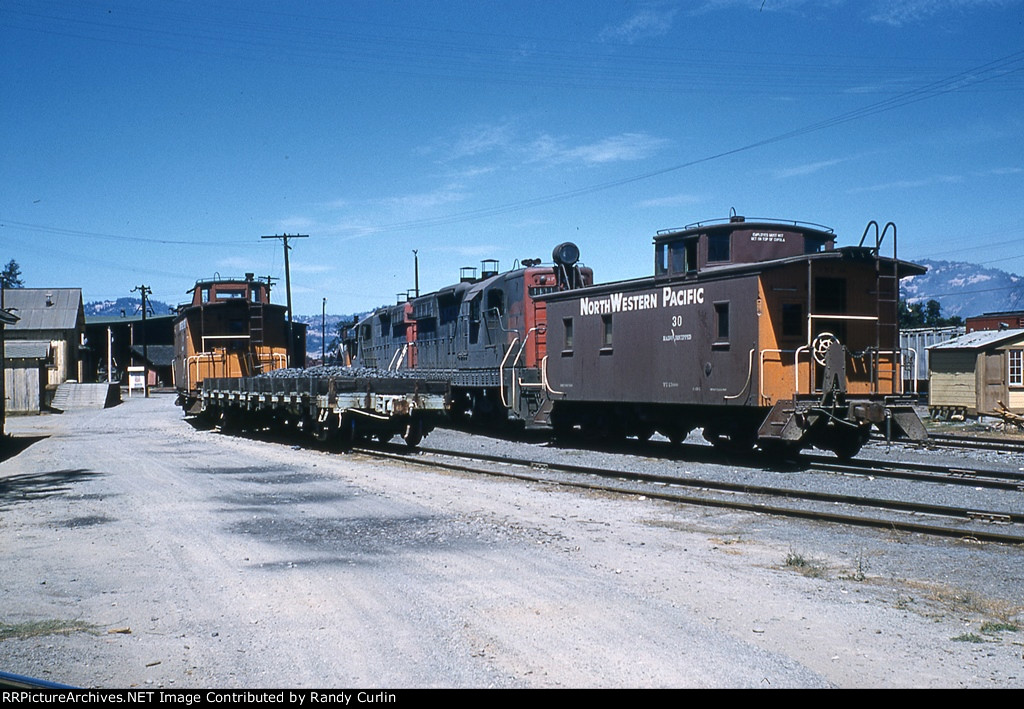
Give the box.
[928,328,1024,351]
[4,340,51,359]
[2,288,84,332]
[130,344,175,367]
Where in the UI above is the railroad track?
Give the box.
[353,442,1024,546]
[877,431,1024,454]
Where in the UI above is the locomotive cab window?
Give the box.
[487,290,505,317]
[601,314,613,353]
[562,317,573,355]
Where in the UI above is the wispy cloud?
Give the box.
[847,174,963,193]
[600,4,679,43]
[638,193,705,208]
[382,185,469,211]
[773,158,847,179]
[867,0,1017,27]
[528,132,671,166]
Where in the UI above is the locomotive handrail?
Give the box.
[724,348,756,401]
[498,337,519,409]
[509,327,541,411]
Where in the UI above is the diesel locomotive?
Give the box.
[346,214,927,458]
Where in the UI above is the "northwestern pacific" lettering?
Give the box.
[578,287,704,315]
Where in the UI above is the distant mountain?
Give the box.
[292,312,364,362]
[85,297,175,318]
[902,259,1024,319]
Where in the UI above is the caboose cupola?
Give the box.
[654,215,835,278]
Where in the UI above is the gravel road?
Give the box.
[1,395,1021,688]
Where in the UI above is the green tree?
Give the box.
[899,298,962,328]
[1,259,24,288]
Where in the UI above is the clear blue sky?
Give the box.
[3,0,1022,315]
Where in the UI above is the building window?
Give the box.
[563,317,573,351]
[1010,349,1023,386]
[715,302,730,343]
[601,314,613,349]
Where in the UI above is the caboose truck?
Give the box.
[539,215,928,458]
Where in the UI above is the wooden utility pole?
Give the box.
[132,284,151,397]
[261,233,308,366]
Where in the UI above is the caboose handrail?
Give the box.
[541,355,564,396]
[724,348,756,401]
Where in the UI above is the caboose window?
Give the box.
[814,277,847,314]
[601,314,613,349]
[782,303,804,339]
[656,243,668,276]
[708,233,731,263]
[714,302,730,342]
[563,318,573,351]
[667,240,697,275]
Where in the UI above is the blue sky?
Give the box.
[2,0,1023,315]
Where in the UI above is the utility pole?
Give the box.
[261,233,308,366]
[321,297,326,362]
[132,284,151,397]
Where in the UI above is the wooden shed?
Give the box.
[928,328,1024,419]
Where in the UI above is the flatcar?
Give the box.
[173,273,305,413]
[346,214,928,458]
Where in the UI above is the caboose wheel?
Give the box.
[828,427,870,460]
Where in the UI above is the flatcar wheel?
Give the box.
[759,440,802,461]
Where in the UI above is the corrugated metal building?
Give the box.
[928,328,1024,418]
[900,326,965,393]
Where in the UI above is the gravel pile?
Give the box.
[259,366,449,380]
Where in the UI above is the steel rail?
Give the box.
[354,445,1024,545]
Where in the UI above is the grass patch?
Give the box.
[0,619,98,641]
[952,632,986,643]
[785,550,828,578]
[980,621,1019,634]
